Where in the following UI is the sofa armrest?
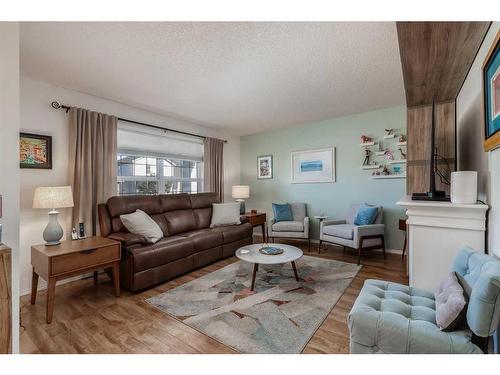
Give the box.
[354,224,385,238]
[108,232,146,247]
[304,216,310,238]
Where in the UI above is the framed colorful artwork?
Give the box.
[483,31,500,152]
[257,155,273,179]
[291,147,335,183]
[19,133,52,169]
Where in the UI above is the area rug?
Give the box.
[146,256,361,354]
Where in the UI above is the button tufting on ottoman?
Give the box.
[348,279,482,354]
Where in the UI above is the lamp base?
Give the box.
[236,199,246,215]
[45,240,61,246]
[43,210,64,247]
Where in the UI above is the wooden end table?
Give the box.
[244,212,267,242]
[31,236,121,324]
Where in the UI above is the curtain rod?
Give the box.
[50,101,227,143]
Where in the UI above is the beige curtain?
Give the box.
[69,107,117,235]
[203,137,224,202]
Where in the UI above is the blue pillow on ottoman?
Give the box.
[354,205,379,225]
[272,203,293,222]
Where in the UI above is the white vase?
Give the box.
[451,171,478,204]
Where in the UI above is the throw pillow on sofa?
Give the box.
[435,272,468,331]
[353,205,379,225]
[210,202,241,227]
[120,209,163,244]
[272,203,293,222]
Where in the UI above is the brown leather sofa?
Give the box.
[98,192,253,291]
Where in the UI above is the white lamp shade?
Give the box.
[33,186,74,209]
[232,185,250,199]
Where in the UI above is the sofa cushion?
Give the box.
[127,236,195,272]
[435,272,467,331]
[180,228,224,252]
[119,209,164,243]
[323,224,354,240]
[216,223,253,243]
[210,202,241,227]
[272,203,293,222]
[348,279,482,354]
[354,205,379,225]
[272,221,304,232]
[289,202,306,222]
[164,209,198,235]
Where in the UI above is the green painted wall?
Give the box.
[240,106,407,250]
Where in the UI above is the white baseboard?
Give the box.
[252,235,403,255]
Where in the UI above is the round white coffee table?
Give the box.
[235,243,303,291]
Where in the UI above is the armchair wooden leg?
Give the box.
[318,239,322,254]
[381,235,386,260]
[402,233,407,260]
[357,238,364,266]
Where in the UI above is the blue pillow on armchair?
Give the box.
[354,205,379,225]
[272,203,293,222]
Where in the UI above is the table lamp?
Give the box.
[33,186,74,246]
[232,185,250,215]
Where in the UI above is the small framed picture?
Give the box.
[19,132,52,169]
[257,155,273,179]
[483,31,500,151]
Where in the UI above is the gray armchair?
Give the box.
[268,202,310,250]
[319,204,385,265]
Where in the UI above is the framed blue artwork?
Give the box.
[483,31,500,151]
[291,147,335,183]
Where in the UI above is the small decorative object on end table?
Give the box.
[31,236,121,324]
[32,186,74,246]
[236,243,302,291]
[244,211,267,242]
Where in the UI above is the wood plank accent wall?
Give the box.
[0,244,12,354]
[397,22,490,195]
[407,102,456,195]
[397,22,490,107]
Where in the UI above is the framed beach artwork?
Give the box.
[291,147,335,183]
[19,133,52,169]
[483,31,500,152]
[257,155,273,179]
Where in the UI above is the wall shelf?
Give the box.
[372,174,406,179]
[361,165,380,169]
[388,160,407,164]
[383,134,395,139]
[397,141,407,146]
[360,142,375,147]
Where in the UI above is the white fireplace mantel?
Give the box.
[397,196,488,290]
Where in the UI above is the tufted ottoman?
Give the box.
[348,279,483,354]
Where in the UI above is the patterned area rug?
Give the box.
[146,256,361,354]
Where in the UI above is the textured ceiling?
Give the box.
[20,22,405,135]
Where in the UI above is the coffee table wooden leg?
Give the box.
[46,277,56,324]
[31,268,39,305]
[291,261,299,281]
[250,263,259,291]
[112,262,120,297]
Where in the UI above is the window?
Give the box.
[117,154,203,195]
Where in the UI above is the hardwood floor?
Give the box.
[20,238,408,354]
